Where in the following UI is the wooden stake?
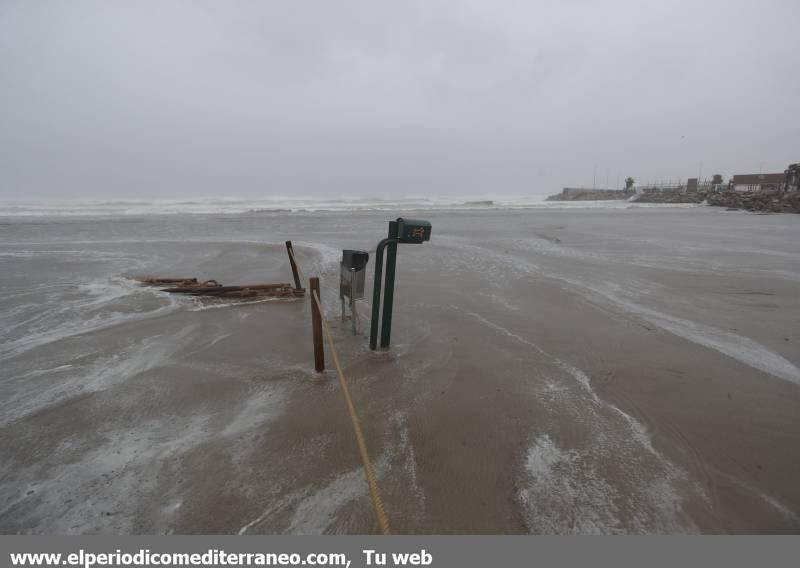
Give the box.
[285,241,302,291]
[310,277,324,372]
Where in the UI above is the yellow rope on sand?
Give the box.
[311,289,391,535]
[288,246,392,535]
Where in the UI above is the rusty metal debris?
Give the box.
[138,277,304,298]
[165,282,304,298]
[136,242,306,300]
[137,277,199,286]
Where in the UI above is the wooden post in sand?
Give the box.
[310,277,325,372]
[285,241,302,291]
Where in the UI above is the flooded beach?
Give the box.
[1,203,799,534]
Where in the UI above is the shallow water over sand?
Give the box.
[1,206,799,533]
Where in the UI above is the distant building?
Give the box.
[785,164,800,192]
[731,173,785,192]
[686,178,698,192]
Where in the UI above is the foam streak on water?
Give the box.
[461,309,699,534]
[555,275,800,385]
[439,239,800,385]
[0,381,288,534]
[238,412,423,534]
[0,276,183,361]
[0,326,195,428]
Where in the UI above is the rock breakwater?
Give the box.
[632,189,800,213]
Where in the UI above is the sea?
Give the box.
[1,197,799,534]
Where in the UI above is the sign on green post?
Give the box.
[369,218,431,350]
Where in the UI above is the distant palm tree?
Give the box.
[625,177,635,190]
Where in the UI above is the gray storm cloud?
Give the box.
[1,0,798,200]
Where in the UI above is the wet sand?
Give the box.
[1,207,799,533]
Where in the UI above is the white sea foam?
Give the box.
[462,306,799,533]
[292,241,342,274]
[2,379,288,534]
[285,415,422,534]
[709,472,799,522]
[441,239,800,385]
[187,297,298,311]
[285,468,369,535]
[0,277,184,361]
[238,459,384,535]
[238,412,423,534]
[221,386,288,439]
[0,326,196,428]
[519,434,623,534]
[552,275,800,385]
[519,404,694,535]
[520,385,695,533]
[0,197,705,217]
[459,308,697,533]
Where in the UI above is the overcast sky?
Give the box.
[1,0,798,201]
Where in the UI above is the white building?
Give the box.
[731,173,784,192]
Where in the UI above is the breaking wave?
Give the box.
[0,197,704,217]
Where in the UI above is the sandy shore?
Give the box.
[1,207,799,533]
